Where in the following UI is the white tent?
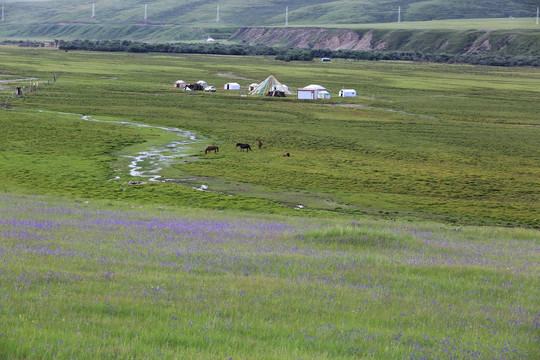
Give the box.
[297,84,331,100]
[224,82,241,90]
[297,87,316,100]
[174,80,186,89]
[339,89,356,97]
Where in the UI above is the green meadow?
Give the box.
[0,47,538,226]
[0,194,538,359]
[0,46,539,359]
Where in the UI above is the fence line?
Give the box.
[0,72,61,108]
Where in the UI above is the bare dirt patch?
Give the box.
[216,73,251,80]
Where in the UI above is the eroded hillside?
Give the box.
[229,27,539,56]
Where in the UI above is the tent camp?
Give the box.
[185,83,205,91]
[249,75,291,97]
[339,89,356,97]
[174,80,186,89]
[224,82,241,90]
[297,84,331,100]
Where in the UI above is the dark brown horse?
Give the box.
[205,145,219,154]
[236,143,252,151]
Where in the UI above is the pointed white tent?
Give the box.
[249,75,291,96]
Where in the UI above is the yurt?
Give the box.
[174,80,187,89]
[297,85,331,100]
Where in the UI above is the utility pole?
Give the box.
[91,3,95,19]
[1,4,4,22]
[398,6,401,23]
[537,6,539,25]
[216,5,220,23]
[144,4,147,21]
[285,6,288,27]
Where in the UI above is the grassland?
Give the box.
[0,47,539,359]
[0,47,538,227]
[0,193,538,359]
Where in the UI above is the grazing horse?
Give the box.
[236,143,252,151]
[205,145,219,154]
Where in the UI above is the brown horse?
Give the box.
[205,145,219,154]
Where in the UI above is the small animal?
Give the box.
[205,145,219,154]
[236,143,252,151]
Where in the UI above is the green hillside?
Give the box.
[0,0,538,27]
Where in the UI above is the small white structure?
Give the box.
[206,37,215,42]
[297,84,331,100]
[339,89,356,97]
[174,80,186,89]
[224,82,241,90]
[297,87,316,100]
[248,83,259,91]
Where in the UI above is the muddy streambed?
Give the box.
[38,110,205,183]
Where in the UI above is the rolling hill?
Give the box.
[0,0,538,27]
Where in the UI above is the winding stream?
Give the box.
[38,110,204,182]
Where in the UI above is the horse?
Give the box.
[205,145,219,154]
[236,143,252,151]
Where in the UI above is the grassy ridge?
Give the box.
[0,0,536,26]
[0,47,539,226]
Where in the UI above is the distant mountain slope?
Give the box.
[230,27,539,56]
[0,0,537,27]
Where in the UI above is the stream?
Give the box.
[38,110,204,182]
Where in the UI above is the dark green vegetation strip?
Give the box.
[0,47,538,226]
[53,39,540,67]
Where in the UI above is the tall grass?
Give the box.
[0,194,538,358]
